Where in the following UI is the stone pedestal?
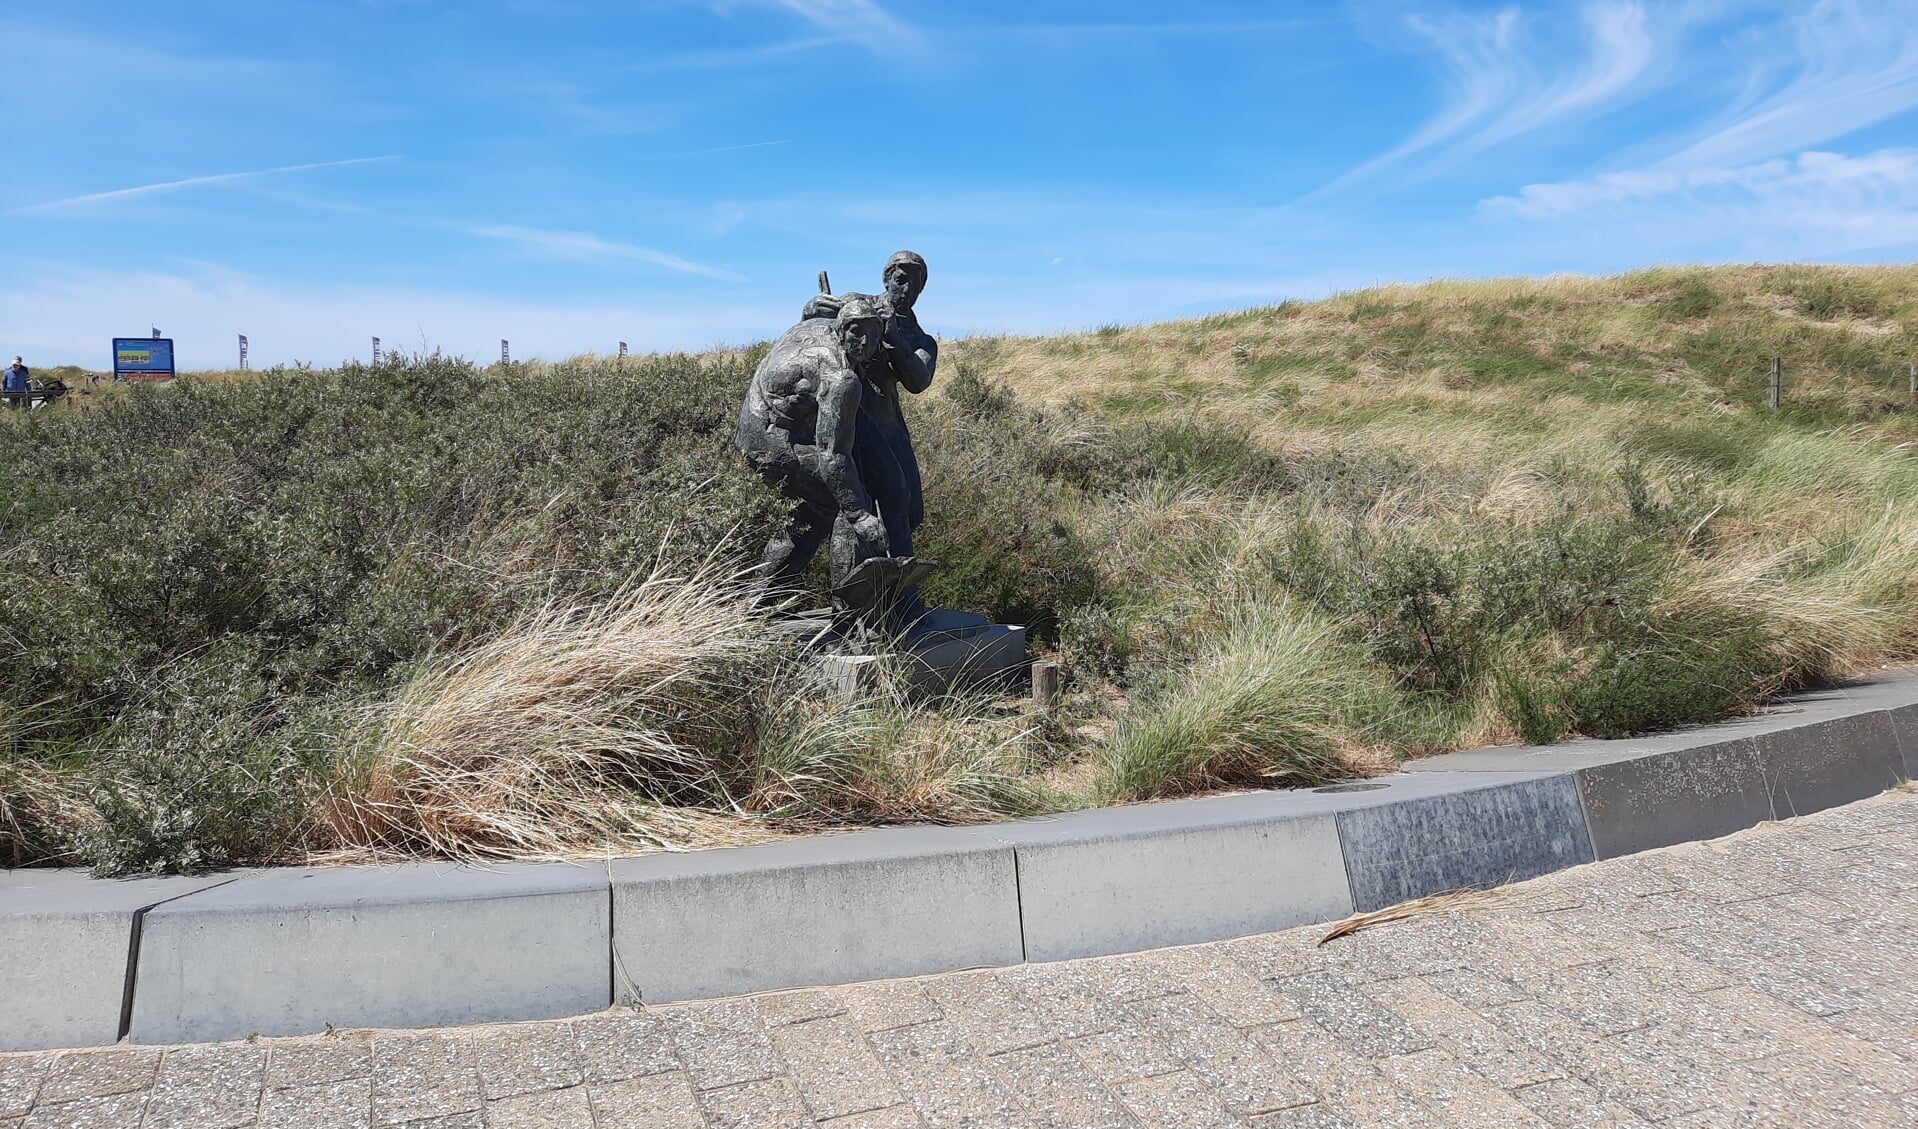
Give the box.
[819,608,1027,697]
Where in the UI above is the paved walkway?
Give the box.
[6,792,1917,1129]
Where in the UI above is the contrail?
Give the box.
[13,156,402,214]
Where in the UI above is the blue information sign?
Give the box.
[113,338,175,381]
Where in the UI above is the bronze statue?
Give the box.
[738,252,942,629]
[737,252,1029,682]
[802,251,936,558]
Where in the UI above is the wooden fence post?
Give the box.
[1769,357,1781,410]
[1032,660,1060,706]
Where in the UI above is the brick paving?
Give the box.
[6,790,1916,1128]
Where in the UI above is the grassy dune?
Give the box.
[946,263,1918,746]
[3,263,1915,872]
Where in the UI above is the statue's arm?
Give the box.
[813,365,872,512]
[887,329,937,395]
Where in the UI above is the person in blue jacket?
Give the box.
[3,357,29,407]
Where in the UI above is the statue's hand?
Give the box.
[802,294,843,320]
[814,449,852,479]
[850,511,889,554]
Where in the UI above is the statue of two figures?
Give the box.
[735,249,941,631]
[735,251,1022,681]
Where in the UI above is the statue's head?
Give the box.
[882,250,927,308]
[834,296,886,365]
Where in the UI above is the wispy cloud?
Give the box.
[625,35,838,74]
[1480,0,1918,234]
[717,0,926,58]
[1487,147,1918,218]
[1483,148,1918,259]
[14,157,402,215]
[522,80,679,136]
[663,139,791,158]
[956,18,1327,40]
[1316,2,1655,195]
[1656,0,1918,172]
[467,225,745,281]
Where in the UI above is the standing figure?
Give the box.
[3,357,29,409]
[803,251,937,557]
[735,299,892,590]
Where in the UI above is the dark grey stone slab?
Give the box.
[1577,736,1774,860]
[0,870,238,1051]
[1889,702,1918,781]
[1335,774,1593,912]
[903,622,1027,694]
[1401,675,1918,861]
[611,825,1022,1003]
[1752,711,1908,818]
[129,862,608,1044]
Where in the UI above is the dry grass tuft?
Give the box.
[310,560,1061,862]
[0,759,93,867]
[1316,887,1508,945]
[315,559,786,860]
[1092,599,1380,802]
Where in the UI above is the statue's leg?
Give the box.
[895,424,925,532]
[775,499,833,582]
[854,426,914,558]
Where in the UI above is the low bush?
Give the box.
[1265,467,1782,741]
[0,353,785,871]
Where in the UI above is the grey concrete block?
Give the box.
[612,826,1022,1003]
[1577,736,1773,860]
[1336,774,1593,912]
[1751,710,1908,818]
[0,870,237,1051]
[129,862,608,1044]
[975,796,1353,962]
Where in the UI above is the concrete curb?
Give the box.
[611,826,1023,1004]
[127,862,610,1045]
[4,673,1914,1050]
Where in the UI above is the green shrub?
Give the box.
[0,353,790,870]
[1767,268,1895,320]
[913,408,1104,641]
[1267,523,1480,695]
[79,652,334,875]
[1654,277,1723,320]
[1494,658,1574,744]
[942,361,1019,420]
[1056,603,1138,681]
[1266,468,1773,740]
[1562,613,1772,739]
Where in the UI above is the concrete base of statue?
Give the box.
[819,608,1028,698]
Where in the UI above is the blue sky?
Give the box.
[4,0,1917,369]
